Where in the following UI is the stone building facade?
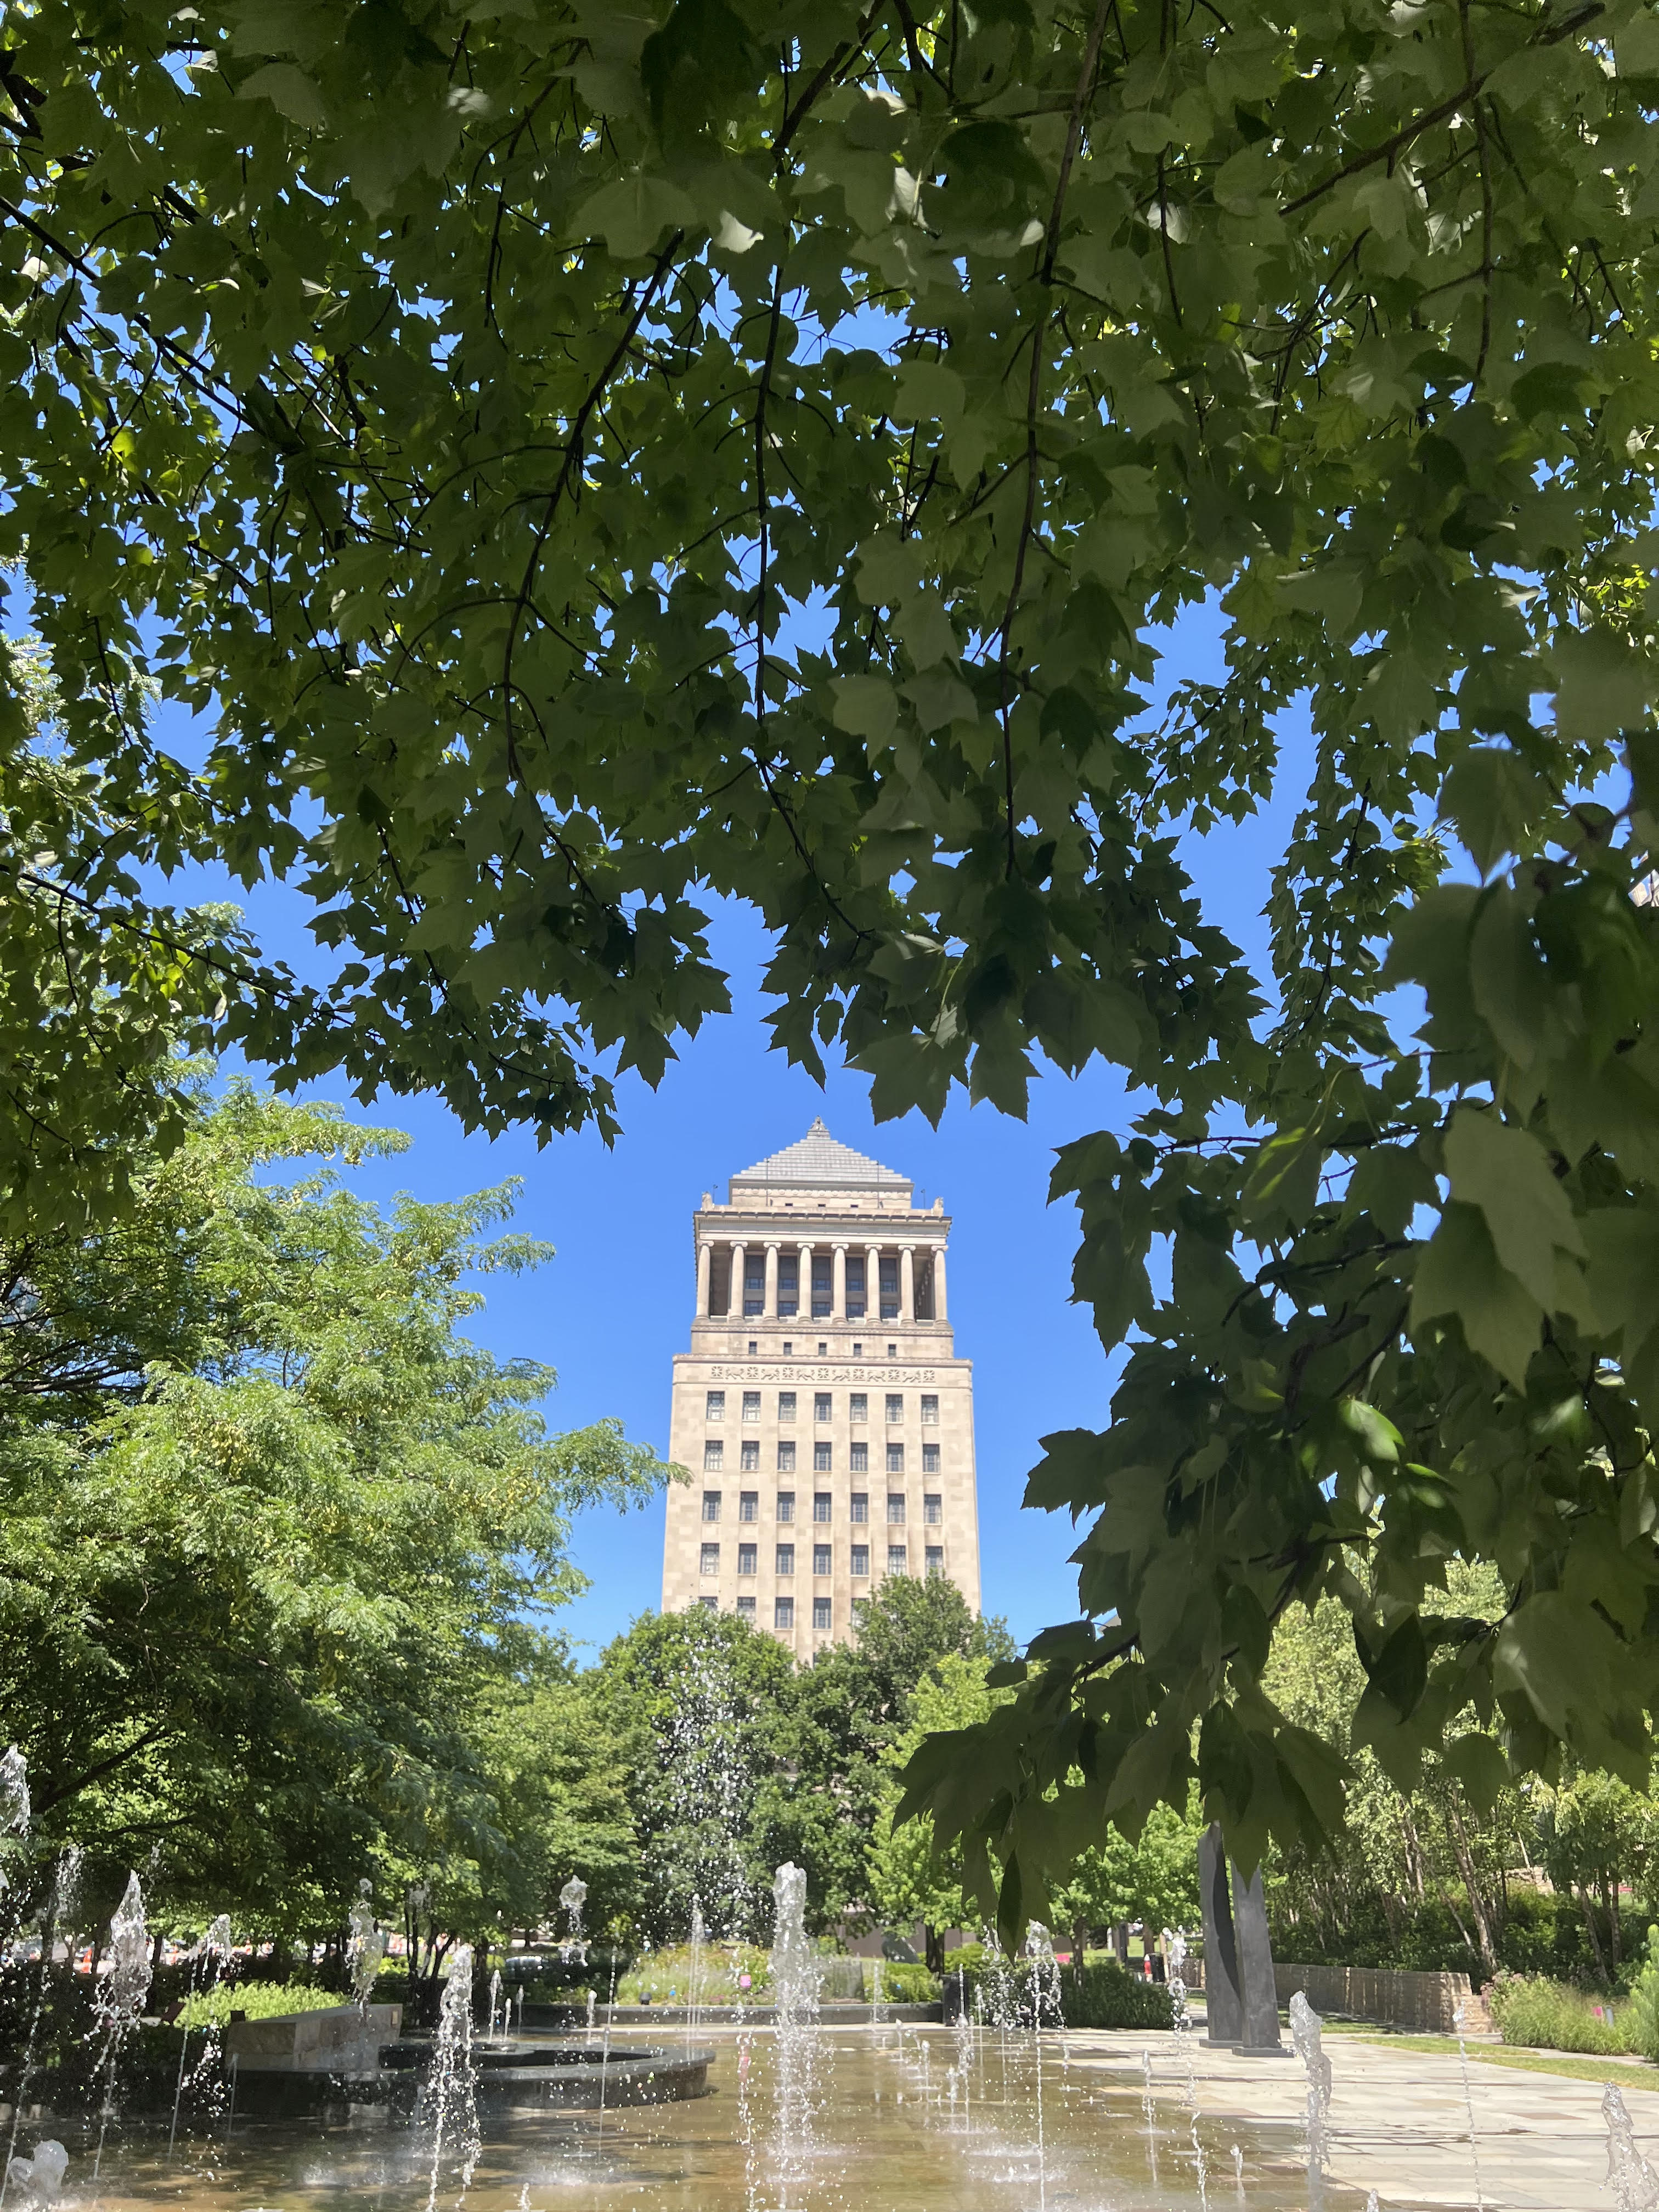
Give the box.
[661,1120,981,1658]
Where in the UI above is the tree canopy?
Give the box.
[0,1087,669,1936]
[9,0,1659,1927]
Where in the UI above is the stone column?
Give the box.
[764,1240,780,1319]
[797,1242,812,1318]
[832,1243,847,1320]
[932,1244,947,1322]
[1231,1859,1284,2052]
[900,1245,915,1323]
[730,1242,746,1319]
[1198,1824,1243,2044]
[696,1240,712,1319]
[866,1243,883,1320]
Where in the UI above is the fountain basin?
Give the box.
[223,2033,714,2121]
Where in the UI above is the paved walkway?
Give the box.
[1063,2026,1652,2209]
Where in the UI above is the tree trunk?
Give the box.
[924,1925,944,1975]
[1577,1887,1611,1988]
[1444,1795,1498,1980]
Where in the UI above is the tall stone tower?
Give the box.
[661,1119,981,1658]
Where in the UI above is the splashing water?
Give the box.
[1,1847,80,2210]
[1023,1925,1062,2212]
[1364,2194,1380,2212]
[686,1898,706,2058]
[1233,2143,1245,2199]
[1141,2046,1159,2187]
[1452,2001,1486,2211]
[558,1876,588,1965]
[769,1862,823,2187]
[0,1747,29,1839]
[2,2142,66,2208]
[92,1872,153,2177]
[347,1881,386,2013]
[422,1945,479,2212]
[1604,2082,1659,2211]
[487,1968,503,2043]
[1289,1990,1333,2211]
[1166,1928,1209,2212]
[169,1914,234,2156]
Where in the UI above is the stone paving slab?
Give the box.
[1063,2026,1654,2209]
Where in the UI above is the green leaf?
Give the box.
[1442,1108,1584,1308]
[1410,1201,1541,1387]
[235,61,330,126]
[577,174,697,258]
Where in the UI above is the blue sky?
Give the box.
[136,604,1316,1661]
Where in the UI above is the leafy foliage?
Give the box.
[0,1090,669,1937]
[9,0,1659,1921]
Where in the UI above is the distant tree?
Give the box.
[0,1088,671,1943]
[590,1607,798,1945]
[775,1577,1015,1928]
[867,1654,1010,1970]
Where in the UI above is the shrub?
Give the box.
[1623,1932,1659,2061]
[1488,1974,1633,2055]
[1059,1962,1174,2033]
[178,1980,357,2030]
[873,1962,939,2004]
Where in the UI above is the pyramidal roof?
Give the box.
[730,1118,912,1195]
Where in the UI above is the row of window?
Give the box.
[732,1252,904,1320]
[700,1595,834,1629]
[702,1490,942,1524]
[707,1391,939,1425]
[698,1545,945,1579]
[704,1439,938,1473]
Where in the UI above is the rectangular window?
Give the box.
[741,1441,760,1472]
[776,1491,795,1522]
[851,1544,870,1577]
[814,1392,832,1423]
[923,1493,943,1524]
[849,1442,868,1474]
[776,1543,795,1575]
[775,1596,794,1629]
[922,1443,940,1475]
[777,1441,796,1474]
[778,1254,798,1317]
[813,1492,832,1523]
[703,1489,722,1522]
[887,1492,906,1523]
[813,1543,832,1576]
[742,1391,761,1423]
[846,1256,866,1317]
[886,1393,904,1424]
[703,1439,724,1471]
[740,1489,759,1521]
[699,1594,719,1611]
[744,1257,764,1317]
[849,1392,868,1424]
[888,1543,908,1573]
[707,1390,725,1421]
[738,1542,758,1575]
[926,1546,945,1576]
[921,1393,939,1423]
[812,1441,832,1473]
[811,1256,832,1318]
[700,1542,720,1576]
[887,1443,905,1475]
[850,1492,869,1523]
[812,1597,832,1632]
[778,1391,797,1423]
[737,1594,756,1620]
[879,1256,900,1318]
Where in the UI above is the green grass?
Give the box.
[1333,2028,1659,2091]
